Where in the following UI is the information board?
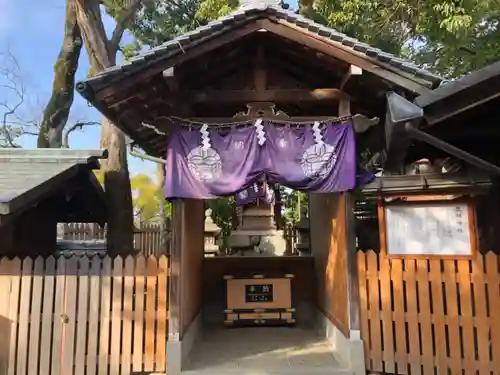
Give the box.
[384,202,472,256]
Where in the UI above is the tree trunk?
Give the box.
[155,162,169,254]
[100,116,134,254]
[37,0,82,148]
[75,0,139,255]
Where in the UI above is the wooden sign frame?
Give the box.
[378,196,478,259]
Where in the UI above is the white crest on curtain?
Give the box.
[300,121,337,179]
[187,124,222,182]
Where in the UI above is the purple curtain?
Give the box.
[165,120,365,200]
[263,122,356,191]
[235,182,275,206]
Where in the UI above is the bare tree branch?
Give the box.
[62,120,100,148]
[0,49,27,148]
[109,0,143,54]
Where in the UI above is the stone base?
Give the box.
[316,311,365,375]
[227,230,287,256]
[167,312,203,375]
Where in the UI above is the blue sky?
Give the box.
[1,0,300,177]
[0,0,154,176]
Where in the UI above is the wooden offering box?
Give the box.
[223,274,295,327]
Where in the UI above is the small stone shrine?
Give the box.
[204,209,221,257]
[227,179,287,256]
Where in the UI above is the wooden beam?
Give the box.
[340,65,363,89]
[191,88,347,103]
[253,45,267,91]
[95,20,266,100]
[338,96,351,117]
[260,18,432,95]
[181,115,338,123]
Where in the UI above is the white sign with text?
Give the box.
[385,203,472,256]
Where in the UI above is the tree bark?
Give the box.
[156,162,169,254]
[75,0,141,255]
[37,0,82,148]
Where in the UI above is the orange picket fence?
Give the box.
[358,250,500,375]
[0,255,169,375]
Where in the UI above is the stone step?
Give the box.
[182,326,354,375]
[182,367,353,375]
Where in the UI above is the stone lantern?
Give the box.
[204,209,221,257]
[294,206,310,255]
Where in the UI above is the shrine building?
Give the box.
[76,1,500,374]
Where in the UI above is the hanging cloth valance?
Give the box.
[164,119,368,200]
[235,181,276,206]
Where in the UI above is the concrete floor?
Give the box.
[182,326,352,375]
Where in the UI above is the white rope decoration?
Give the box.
[254,118,266,146]
[140,122,167,135]
[312,121,324,145]
[200,124,211,150]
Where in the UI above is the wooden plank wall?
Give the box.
[358,250,500,375]
[0,255,169,375]
[309,192,350,336]
[179,199,205,337]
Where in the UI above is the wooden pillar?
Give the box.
[309,192,350,334]
[167,198,205,374]
[168,200,182,342]
[338,95,361,333]
[345,193,360,332]
[168,199,205,338]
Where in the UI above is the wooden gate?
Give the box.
[358,250,500,375]
[0,255,169,375]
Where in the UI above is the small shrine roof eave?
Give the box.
[76,5,443,102]
[414,60,500,127]
[361,172,492,198]
[0,149,108,224]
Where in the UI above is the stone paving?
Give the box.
[182,326,353,375]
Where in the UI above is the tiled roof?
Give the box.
[0,149,106,215]
[77,5,443,92]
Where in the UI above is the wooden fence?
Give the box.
[61,223,171,256]
[358,250,500,375]
[0,255,169,375]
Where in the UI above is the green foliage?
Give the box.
[314,0,500,78]
[412,1,500,77]
[95,170,171,223]
[206,197,235,235]
[119,0,202,56]
[280,188,308,224]
[196,0,234,21]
